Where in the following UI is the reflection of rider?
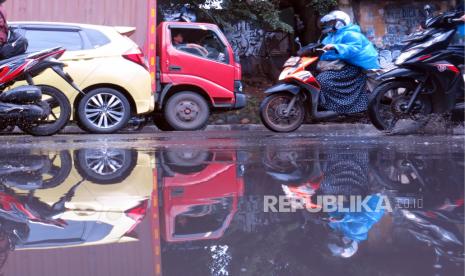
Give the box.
[317,11,380,114]
[319,151,384,258]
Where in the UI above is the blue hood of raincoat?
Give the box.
[321,24,380,70]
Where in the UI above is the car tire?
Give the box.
[164,92,210,131]
[78,88,131,134]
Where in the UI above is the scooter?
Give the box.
[259,40,380,133]
[0,47,84,136]
[368,7,464,132]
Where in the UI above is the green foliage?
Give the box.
[159,0,294,33]
[305,0,338,15]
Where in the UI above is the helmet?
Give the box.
[320,10,351,34]
[328,235,359,258]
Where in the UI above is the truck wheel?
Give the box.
[78,88,131,134]
[164,92,210,131]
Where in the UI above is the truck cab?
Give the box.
[154,22,246,131]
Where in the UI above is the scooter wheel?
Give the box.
[260,92,305,133]
[19,86,71,136]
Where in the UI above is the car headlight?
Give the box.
[394,48,422,65]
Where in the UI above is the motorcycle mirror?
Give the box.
[424,4,433,17]
[295,37,302,50]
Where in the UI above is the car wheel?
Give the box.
[164,92,210,131]
[74,148,137,184]
[78,88,131,134]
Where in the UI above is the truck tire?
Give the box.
[78,88,131,134]
[164,91,210,131]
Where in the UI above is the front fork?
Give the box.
[405,83,424,113]
[284,95,298,116]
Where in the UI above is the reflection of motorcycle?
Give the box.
[369,147,464,270]
[0,180,83,250]
[263,146,384,258]
[0,150,72,190]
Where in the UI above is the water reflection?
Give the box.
[0,148,152,275]
[0,144,463,276]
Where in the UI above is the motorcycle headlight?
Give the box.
[394,49,422,65]
[283,57,301,67]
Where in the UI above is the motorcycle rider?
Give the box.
[317,11,380,114]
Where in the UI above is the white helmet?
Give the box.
[320,10,351,33]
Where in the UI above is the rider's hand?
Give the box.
[461,14,465,22]
[322,44,335,51]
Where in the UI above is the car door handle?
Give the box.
[169,65,182,71]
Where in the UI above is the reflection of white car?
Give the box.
[14,149,154,250]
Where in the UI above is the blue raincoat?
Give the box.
[328,195,385,242]
[321,24,380,70]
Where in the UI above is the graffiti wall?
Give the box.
[353,0,457,67]
[224,22,290,77]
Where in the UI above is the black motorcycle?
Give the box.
[368,8,464,133]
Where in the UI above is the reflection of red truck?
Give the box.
[150,149,244,275]
[5,0,245,131]
[156,149,244,242]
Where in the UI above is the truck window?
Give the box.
[24,30,84,52]
[170,27,229,64]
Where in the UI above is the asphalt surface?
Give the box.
[0,126,464,276]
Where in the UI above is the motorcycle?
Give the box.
[368,7,465,132]
[0,47,83,136]
[259,39,380,133]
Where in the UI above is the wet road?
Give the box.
[0,130,463,276]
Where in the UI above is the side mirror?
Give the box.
[424,4,433,17]
[295,37,302,50]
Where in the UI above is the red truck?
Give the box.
[5,0,246,131]
[154,21,245,131]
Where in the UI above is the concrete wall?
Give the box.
[3,0,149,50]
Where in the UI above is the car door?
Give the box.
[165,25,235,92]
